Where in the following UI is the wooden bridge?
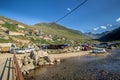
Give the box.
[0,54,24,80]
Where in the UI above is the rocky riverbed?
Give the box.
[24,48,120,80]
[20,50,90,75]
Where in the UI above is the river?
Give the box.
[25,48,120,80]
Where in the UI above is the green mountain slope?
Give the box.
[34,22,88,41]
[0,16,30,28]
[0,16,93,46]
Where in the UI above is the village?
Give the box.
[0,40,119,76]
[1,0,120,79]
[0,17,120,80]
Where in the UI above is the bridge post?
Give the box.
[13,53,24,80]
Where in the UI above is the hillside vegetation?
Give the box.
[34,22,88,41]
[0,16,93,47]
[0,16,31,29]
[2,22,18,31]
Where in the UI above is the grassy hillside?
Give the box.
[2,22,18,31]
[0,16,94,46]
[99,27,120,41]
[34,22,88,41]
[0,16,32,30]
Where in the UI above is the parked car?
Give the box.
[10,48,26,54]
[81,45,91,51]
[0,47,10,53]
[92,48,106,54]
[25,48,35,53]
[97,42,108,48]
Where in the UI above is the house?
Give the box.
[7,31,25,36]
[43,37,52,41]
[16,39,30,46]
[0,43,12,47]
[18,25,25,28]
[39,36,44,39]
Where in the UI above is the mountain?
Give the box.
[85,31,110,39]
[0,16,92,47]
[34,22,88,41]
[99,27,120,41]
[0,16,31,29]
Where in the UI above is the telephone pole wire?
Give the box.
[55,0,88,23]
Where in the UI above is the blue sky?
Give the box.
[0,0,120,33]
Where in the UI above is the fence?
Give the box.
[13,53,24,80]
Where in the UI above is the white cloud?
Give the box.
[107,24,112,27]
[100,26,107,29]
[67,8,71,11]
[116,17,120,22]
[93,27,99,31]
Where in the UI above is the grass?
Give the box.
[2,22,17,31]
[0,38,11,43]
[34,23,88,41]
[0,16,31,29]
[13,35,28,40]
[0,16,96,45]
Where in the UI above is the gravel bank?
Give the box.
[25,49,120,80]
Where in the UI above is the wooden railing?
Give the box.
[13,53,24,80]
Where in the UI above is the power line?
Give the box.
[55,0,88,23]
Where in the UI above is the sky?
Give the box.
[0,0,120,33]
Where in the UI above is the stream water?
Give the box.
[25,49,120,80]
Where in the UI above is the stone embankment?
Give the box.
[17,50,90,75]
[17,50,61,75]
